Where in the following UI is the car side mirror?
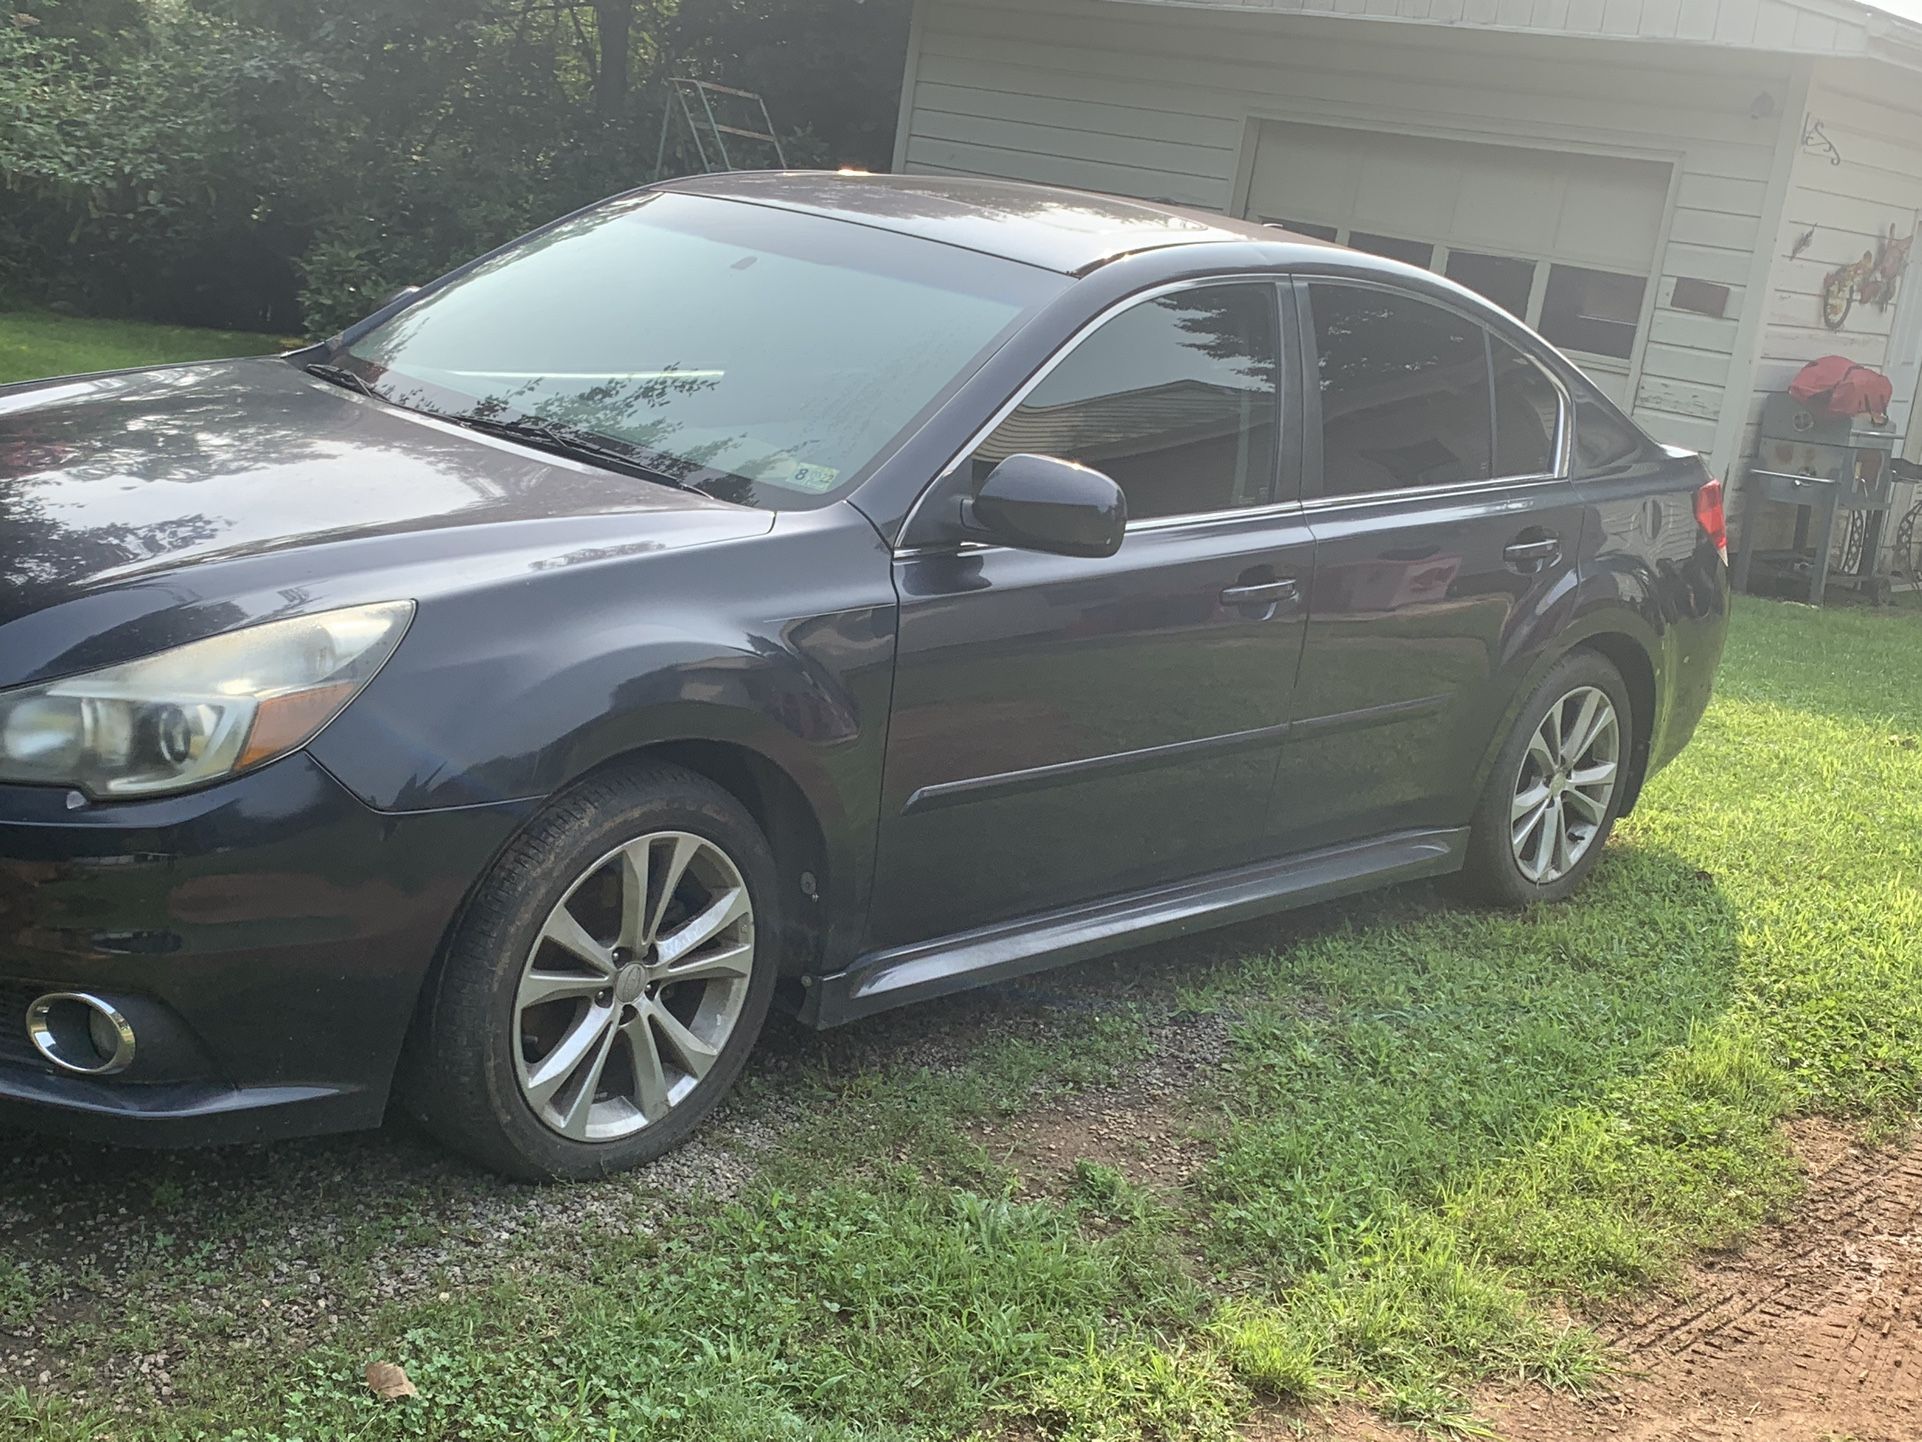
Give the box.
[962,454,1127,559]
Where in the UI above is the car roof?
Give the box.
[655,170,1337,275]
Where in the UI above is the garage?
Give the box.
[1240,121,1673,405]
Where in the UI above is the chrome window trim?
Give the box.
[1298,472,1563,514]
[892,499,1308,559]
[1126,499,1307,533]
[894,274,1291,556]
[1296,275,1574,501]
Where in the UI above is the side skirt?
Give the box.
[797,827,1468,1029]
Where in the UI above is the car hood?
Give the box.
[0,358,777,687]
[0,357,769,610]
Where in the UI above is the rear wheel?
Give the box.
[409,764,779,1181]
[1457,651,1633,906]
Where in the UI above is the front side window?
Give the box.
[1307,283,1492,497]
[340,192,1065,510]
[973,283,1282,522]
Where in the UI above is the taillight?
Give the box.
[1694,477,1728,563]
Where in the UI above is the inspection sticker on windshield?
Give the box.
[785,463,842,494]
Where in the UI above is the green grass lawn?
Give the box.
[0,310,292,386]
[4,598,1916,1441]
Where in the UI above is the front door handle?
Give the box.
[1221,578,1299,606]
[1503,535,1562,571]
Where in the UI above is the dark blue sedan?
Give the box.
[0,173,1728,1178]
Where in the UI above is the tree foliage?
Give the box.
[0,0,912,333]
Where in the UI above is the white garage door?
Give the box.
[1244,121,1672,405]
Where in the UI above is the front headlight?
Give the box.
[0,601,414,799]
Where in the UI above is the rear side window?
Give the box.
[974,283,1281,522]
[1306,283,1492,497]
[1492,340,1562,477]
[1572,390,1647,478]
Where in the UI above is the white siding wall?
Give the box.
[1748,59,1922,564]
[898,0,1793,474]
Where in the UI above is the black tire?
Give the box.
[1455,649,1635,908]
[406,763,781,1181]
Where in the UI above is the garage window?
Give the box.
[1307,283,1493,497]
[1271,218,1339,242]
[1349,232,1436,269]
[1270,224,1649,378]
[1258,208,1651,380]
[1244,125,1669,407]
[1443,251,1534,320]
[1538,266,1646,360]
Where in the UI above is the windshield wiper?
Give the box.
[443,413,704,493]
[304,361,381,398]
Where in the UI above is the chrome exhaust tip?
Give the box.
[26,993,137,1076]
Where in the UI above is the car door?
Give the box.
[1269,277,1582,854]
[867,280,1317,951]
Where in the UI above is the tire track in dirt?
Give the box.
[1493,1124,1922,1442]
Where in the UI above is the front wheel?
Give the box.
[1456,651,1634,907]
[407,764,780,1181]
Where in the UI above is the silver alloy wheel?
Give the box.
[514,831,755,1142]
[1510,685,1621,885]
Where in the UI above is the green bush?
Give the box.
[1,0,911,335]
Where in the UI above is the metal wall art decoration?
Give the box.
[1822,226,1914,331]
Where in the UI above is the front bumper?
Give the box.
[0,753,533,1146]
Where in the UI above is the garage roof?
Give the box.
[1102,0,1922,70]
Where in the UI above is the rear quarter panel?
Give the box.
[1569,436,1729,781]
[1453,406,1728,813]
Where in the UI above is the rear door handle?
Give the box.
[1221,579,1299,606]
[1503,536,1562,569]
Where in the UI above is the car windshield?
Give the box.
[338,191,1064,509]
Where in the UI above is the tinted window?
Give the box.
[1492,340,1561,477]
[975,284,1281,521]
[344,192,1064,510]
[1307,284,1492,497]
[1539,265,1646,359]
[1573,391,1646,478]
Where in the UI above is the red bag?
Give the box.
[1788,355,1894,422]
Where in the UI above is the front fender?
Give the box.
[307,508,900,955]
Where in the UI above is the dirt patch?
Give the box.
[971,1008,1235,1197]
[1486,1121,1922,1442]
[978,1091,1206,1195]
